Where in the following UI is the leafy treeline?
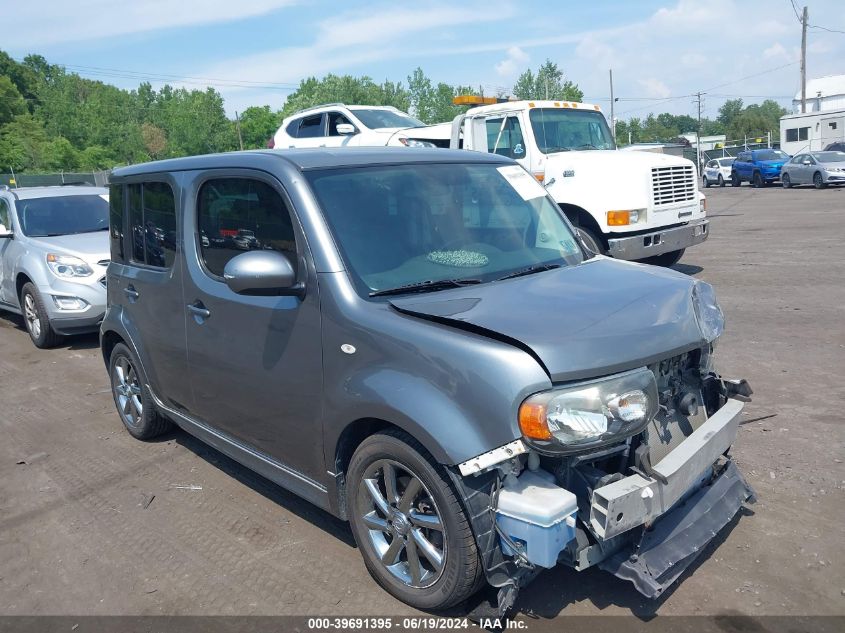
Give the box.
[0,48,785,172]
[615,98,787,145]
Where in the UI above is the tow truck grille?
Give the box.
[651,165,696,206]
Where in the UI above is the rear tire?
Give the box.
[814,172,826,189]
[731,172,741,187]
[782,173,792,188]
[718,174,725,187]
[347,430,484,610]
[20,282,62,349]
[641,248,685,267]
[752,172,764,188]
[109,342,171,440]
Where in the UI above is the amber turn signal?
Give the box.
[518,402,553,440]
[607,210,632,226]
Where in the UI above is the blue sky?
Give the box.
[4,0,844,121]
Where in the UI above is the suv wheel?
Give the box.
[752,172,764,188]
[813,172,826,189]
[782,173,792,188]
[731,172,741,187]
[718,174,726,187]
[347,431,483,610]
[703,175,710,188]
[109,342,172,440]
[20,282,61,349]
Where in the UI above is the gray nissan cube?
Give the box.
[101,148,754,615]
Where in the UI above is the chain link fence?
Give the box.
[1,171,111,188]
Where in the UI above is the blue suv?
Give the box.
[730,149,790,187]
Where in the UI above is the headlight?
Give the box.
[46,253,93,278]
[692,280,724,343]
[398,137,436,148]
[518,368,658,453]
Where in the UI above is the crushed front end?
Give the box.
[453,345,755,615]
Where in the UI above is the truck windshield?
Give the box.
[529,108,615,153]
[306,162,583,296]
[351,109,425,129]
[16,194,109,237]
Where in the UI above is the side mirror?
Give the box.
[803,159,812,165]
[336,123,356,136]
[0,224,11,238]
[223,250,304,297]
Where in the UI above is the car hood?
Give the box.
[389,258,707,383]
[27,232,110,264]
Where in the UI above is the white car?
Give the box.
[268,104,443,149]
[703,157,735,188]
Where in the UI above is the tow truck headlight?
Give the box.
[692,280,724,343]
[518,368,658,453]
[46,253,93,278]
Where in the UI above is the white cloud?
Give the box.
[3,0,299,48]
[494,46,530,78]
[681,52,707,67]
[637,78,672,98]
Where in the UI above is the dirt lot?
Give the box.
[1,184,843,623]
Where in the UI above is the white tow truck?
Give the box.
[444,96,709,266]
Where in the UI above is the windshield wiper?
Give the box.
[575,143,600,150]
[496,263,561,281]
[76,227,110,233]
[369,278,482,297]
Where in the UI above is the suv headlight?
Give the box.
[46,253,93,278]
[398,137,436,148]
[692,280,724,343]
[518,368,658,453]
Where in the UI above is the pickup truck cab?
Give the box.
[730,149,790,187]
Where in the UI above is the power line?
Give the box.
[807,24,845,34]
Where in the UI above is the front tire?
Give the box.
[576,227,606,256]
[718,174,726,187]
[814,172,826,189]
[641,248,685,267]
[347,431,483,610]
[20,282,61,349]
[109,342,171,440]
[703,175,711,188]
[731,172,741,187]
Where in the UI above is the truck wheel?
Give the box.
[731,172,741,187]
[109,342,171,440]
[347,430,483,610]
[576,227,606,256]
[703,175,710,188]
[641,249,685,267]
[20,282,62,349]
[718,174,726,187]
[813,172,826,189]
[782,173,792,188]
[752,172,764,188]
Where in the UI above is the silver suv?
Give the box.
[0,185,110,348]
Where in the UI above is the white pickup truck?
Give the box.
[445,97,708,266]
[275,98,709,266]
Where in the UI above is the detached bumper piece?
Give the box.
[598,459,753,598]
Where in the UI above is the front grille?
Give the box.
[651,165,696,206]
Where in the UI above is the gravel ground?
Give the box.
[1,183,843,622]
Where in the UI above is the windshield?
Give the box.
[351,109,424,130]
[755,150,788,161]
[307,163,584,295]
[529,108,615,153]
[16,194,109,237]
[718,158,735,166]
[815,151,845,163]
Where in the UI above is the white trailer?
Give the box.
[780,108,845,155]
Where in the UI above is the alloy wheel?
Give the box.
[23,293,41,338]
[357,459,446,589]
[113,356,143,428]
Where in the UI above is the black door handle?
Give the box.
[187,302,211,320]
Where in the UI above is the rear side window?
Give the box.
[109,184,124,263]
[197,178,298,278]
[127,181,177,269]
[296,114,324,138]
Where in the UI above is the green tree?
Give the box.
[280,74,410,118]
[0,114,48,171]
[0,76,27,125]
[718,98,744,129]
[513,59,583,101]
[238,106,280,149]
[41,136,80,170]
[406,67,473,124]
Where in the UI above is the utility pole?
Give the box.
[235,111,244,151]
[694,92,704,172]
[609,69,615,142]
[801,6,808,113]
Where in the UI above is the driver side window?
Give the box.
[0,198,10,231]
[485,116,526,159]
